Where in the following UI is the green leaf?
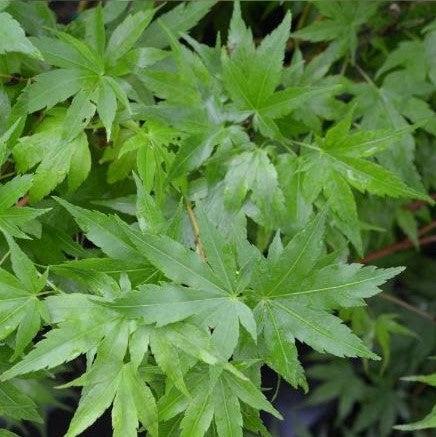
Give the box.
[196,204,238,292]
[140,1,217,49]
[224,149,284,226]
[112,363,158,437]
[107,282,254,361]
[0,12,42,59]
[324,172,362,254]
[105,10,154,63]
[262,300,378,359]
[287,264,404,308]
[0,317,112,381]
[150,327,189,396]
[224,370,281,419]
[180,388,214,437]
[255,302,307,390]
[222,9,291,110]
[85,3,105,56]
[292,1,379,60]
[394,406,436,431]
[0,381,42,423]
[0,174,32,210]
[213,378,243,437]
[402,373,436,387]
[13,110,93,201]
[133,173,165,233]
[120,224,227,296]
[332,155,429,200]
[254,212,326,297]
[96,78,117,140]
[65,323,130,437]
[6,234,45,293]
[27,69,95,113]
[32,35,97,70]
[56,198,144,261]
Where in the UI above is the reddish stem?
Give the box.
[405,193,436,212]
[361,235,436,264]
[360,220,436,264]
[16,196,29,207]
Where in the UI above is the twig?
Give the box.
[405,193,436,211]
[355,63,378,88]
[296,3,311,31]
[378,293,436,325]
[294,3,311,49]
[360,221,436,264]
[186,201,205,260]
[271,375,281,402]
[361,235,436,264]
[0,73,29,83]
[418,221,436,236]
[360,221,436,324]
[77,0,88,13]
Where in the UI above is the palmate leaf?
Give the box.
[303,112,430,199]
[300,114,431,252]
[139,0,217,49]
[13,109,93,202]
[26,8,157,140]
[292,0,379,61]
[159,364,281,437]
[306,361,366,422]
[222,3,336,140]
[0,293,118,382]
[59,321,158,437]
[0,236,47,360]
[0,175,47,238]
[104,223,256,360]
[0,1,433,436]
[61,198,255,361]
[349,69,434,190]
[250,212,404,387]
[0,319,110,382]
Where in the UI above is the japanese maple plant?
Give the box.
[0,1,435,436]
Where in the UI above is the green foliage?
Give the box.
[0,1,435,436]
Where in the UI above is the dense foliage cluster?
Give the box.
[0,1,435,436]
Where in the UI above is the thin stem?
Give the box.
[0,171,15,181]
[361,234,436,264]
[0,73,29,83]
[288,138,320,152]
[418,221,436,236]
[0,251,10,266]
[405,193,436,211]
[355,63,378,88]
[46,279,64,294]
[186,200,206,260]
[378,293,436,325]
[294,2,312,48]
[271,375,281,402]
[340,56,349,76]
[77,0,88,12]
